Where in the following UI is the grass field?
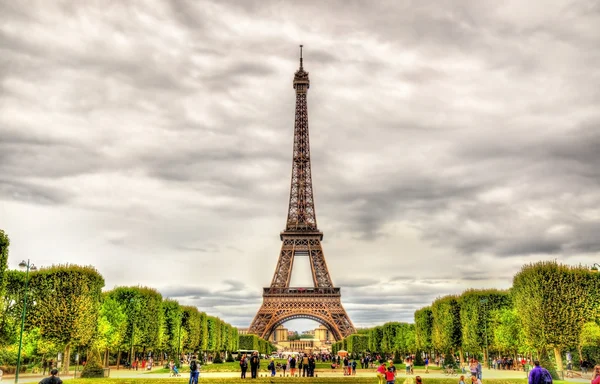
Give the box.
[69,378,533,384]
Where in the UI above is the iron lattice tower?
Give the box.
[248,46,355,341]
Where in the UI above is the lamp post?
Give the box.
[129,298,137,367]
[479,298,489,369]
[590,263,600,272]
[176,314,183,367]
[15,260,37,384]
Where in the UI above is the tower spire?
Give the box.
[299,44,303,69]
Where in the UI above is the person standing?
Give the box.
[425,357,429,373]
[290,355,297,377]
[250,352,260,379]
[240,354,248,379]
[308,355,316,377]
[528,360,552,384]
[591,365,600,384]
[302,354,309,377]
[189,355,199,384]
[268,358,276,377]
[377,362,387,384]
[39,369,63,384]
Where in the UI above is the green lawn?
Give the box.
[69,378,535,384]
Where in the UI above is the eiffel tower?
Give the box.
[248,46,355,341]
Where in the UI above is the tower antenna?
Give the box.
[299,44,303,69]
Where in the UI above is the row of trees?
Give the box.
[333,261,600,374]
[0,235,273,374]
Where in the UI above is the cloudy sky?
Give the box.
[1,0,599,332]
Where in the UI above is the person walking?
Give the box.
[250,352,260,379]
[39,369,63,384]
[528,360,552,384]
[302,354,309,377]
[188,355,199,384]
[377,362,387,384]
[240,354,248,379]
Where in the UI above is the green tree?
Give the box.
[368,326,383,352]
[28,265,105,374]
[0,270,26,346]
[96,294,127,366]
[512,261,600,372]
[161,299,182,357]
[415,306,433,353]
[489,307,527,358]
[182,306,201,354]
[459,289,510,363]
[431,295,462,361]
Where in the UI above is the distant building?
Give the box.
[268,324,334,353]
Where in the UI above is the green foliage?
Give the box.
[512,261,600,370]
[459,289,510,353]
[431,295,461,353]
[580,321,600,347]
[346,334,368,354]
[490,307,527,354]
[161,299,182,354]
[368,326,383,352]
[182,306,201,352]
[0,270,25,346]
[239,334,259,350]
[96,294,127,354]
[415,306,433,352]
[213,352,223,363]
[81,347,104,378]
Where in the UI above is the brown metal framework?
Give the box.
[248,46,355,341]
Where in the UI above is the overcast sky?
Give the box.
[1,0,599,332]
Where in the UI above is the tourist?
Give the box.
[406,357,412,375]
[416,376,423,384]
[592,365,600,384]
[302,354,309,377]
[308,354,316,377]
[528,361,552,384]
[39,369,62,384]
[239,353,248,379]
[377,362,387,384]
[189,355,199,384]
[476,360,482,380]
[385,366,396,384]
[290,355,297,376]
[352,358,357,375]
[471,374,482,384]
[425,356,429,373]
[388,360,396,379]
[250,352,260,379]
[268,358,276,377]
[281,359,287,376]
[459,375,466,384]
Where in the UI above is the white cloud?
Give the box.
[1,0,599,331]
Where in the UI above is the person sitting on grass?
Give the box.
[416,376,423,384]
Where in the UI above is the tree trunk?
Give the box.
[554,347,563,372]
[459,347,464,364]
[104,348,109,367]
[117,350,121,370]
[62,344,71,375]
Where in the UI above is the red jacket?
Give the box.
[385,370,395,381]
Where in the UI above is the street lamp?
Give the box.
[176,313,183,367]
[479,298,489,369]
[15,260,37,384]
[590,263,600,272]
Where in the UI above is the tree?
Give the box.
[28,265,105,374]
[368,326,383,352]
[415,306,433,354]
[96,294,127,367]
[459,289,510,363]
[431,295,462,361]
[161,299,182,358]
[512,261,600,372]
[490,307,527,358]
[0,270,26,347]
[182,306,201,353]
